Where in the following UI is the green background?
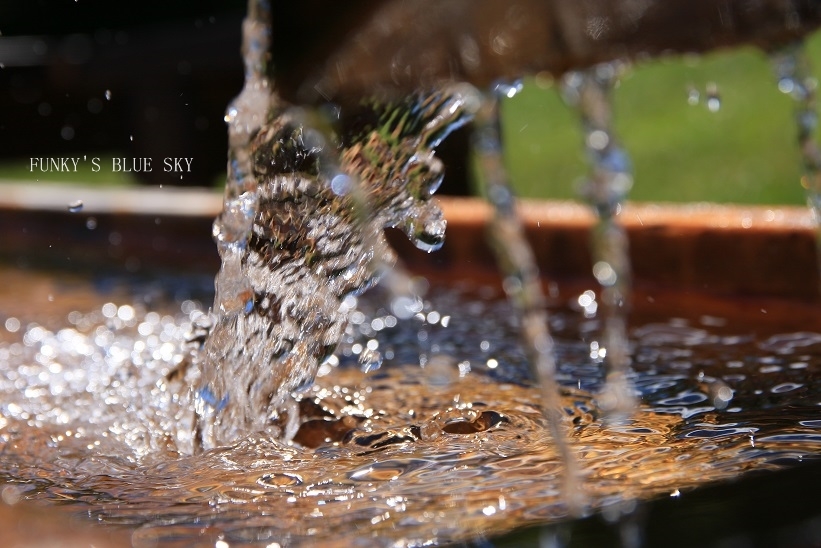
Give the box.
[499,33,821,205]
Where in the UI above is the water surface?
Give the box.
[1,266,820,546]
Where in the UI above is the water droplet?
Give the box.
[224,106,238,123]
[4,317,20,333]
[358,347,382,373]
[330,173,353,196]
[686,85,700,106]
[212,192,256,247]
[592,261,617,286]
[104,89,112,101]
[494,80,523,99]
[706,83,721,112]
[1,485,23,505]
[391,294,423,320]
[404,208,447,253]
[67,200,83,212]
[778,77,796,95]
[708,381,734,409]
[587,129,610,151]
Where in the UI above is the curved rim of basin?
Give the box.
[0,181,818,330]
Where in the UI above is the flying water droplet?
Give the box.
[67,200,83,213]
[403,207,447,252]
[706,83,721,112]
[686,85,700,106]
[592,261,617,287]
[330,173,353,196]
[391,295,423,320]
[104,89,112,101]
[224,106,238,124]
[493,79,523,99]
[358,347,383,372]
[778,77,796,95]
[212,192,256,248]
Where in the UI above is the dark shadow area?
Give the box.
[490,456,821,548]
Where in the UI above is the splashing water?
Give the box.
[197,89,471,449]
[197,0,821,508]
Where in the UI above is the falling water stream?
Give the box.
[561,62,637,420]
[4,1,821,547]
[771,40,821,283]
[4,266,821,546]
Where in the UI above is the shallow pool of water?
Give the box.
[1,266,821,546]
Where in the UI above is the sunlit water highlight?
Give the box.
[2,267,820,546]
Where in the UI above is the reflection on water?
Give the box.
[1,267,821,545]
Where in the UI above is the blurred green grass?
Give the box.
[501,33,821,205]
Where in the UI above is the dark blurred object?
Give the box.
[492,456,821,548]
[289,0,821,104]
[0,0,245,187]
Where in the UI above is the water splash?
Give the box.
[209,0,274,335]
[197,90,471,448]
[562,62,637,419]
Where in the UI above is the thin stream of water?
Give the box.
[561,63,636,419]
[771,40,821,284]
[472,81,583,512]
[211,0,272,314]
